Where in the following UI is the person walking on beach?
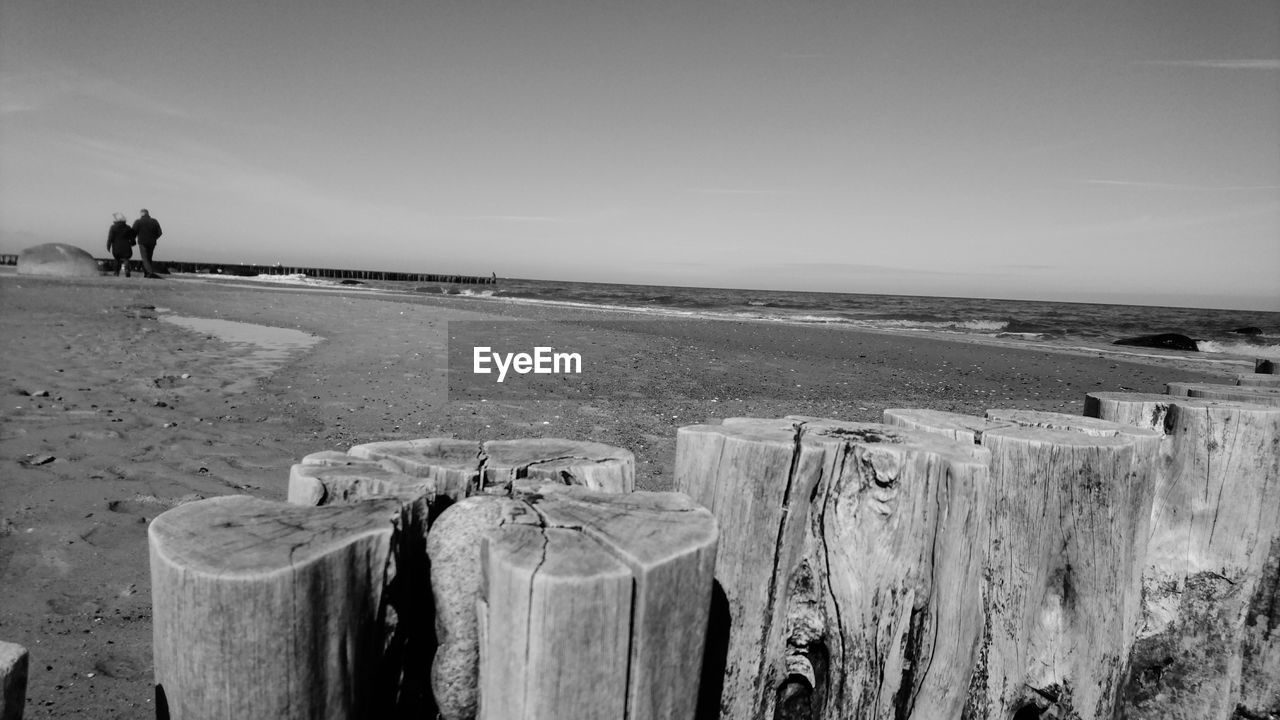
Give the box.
[132,208,163,278]
[106,213,136,277]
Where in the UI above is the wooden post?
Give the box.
[1085,391,1280,720]
[425,485,717,720]
[149,495,423,720]
[883,409,1160,719]
[294,438,635,505]
[881,408,1012,444]
[288,451,438,506]
[347,439,486,501]
[678,417,990,720]
[481,438,634,493]
[1165,381,1280,406]
[0,642,27,720]
[979,425,1155,718]
[1237,373,1280,388]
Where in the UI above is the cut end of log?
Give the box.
[149,494,403,576]
[883,408,1014,445]
[0,641,29,720]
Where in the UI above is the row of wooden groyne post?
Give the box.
[131,260,498,284]
[2,366,1279,720]
[0,252,497,284]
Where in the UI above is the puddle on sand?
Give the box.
[160,316,321,391]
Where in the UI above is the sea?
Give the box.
[214,273,1280,368]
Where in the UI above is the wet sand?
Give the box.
[0,272,1227,718]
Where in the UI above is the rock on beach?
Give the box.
[16,243,101,278]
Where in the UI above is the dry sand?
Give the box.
[0,272,1227,718]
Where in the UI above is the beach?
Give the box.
[0,272,1230,718]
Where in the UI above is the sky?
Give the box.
[1,1,1277,310]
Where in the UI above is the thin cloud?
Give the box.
[1137,59,1280,70]
[0,69,190,117]
[1079,179,1280,191]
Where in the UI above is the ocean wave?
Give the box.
[247,273,344,287]
[1196,340,1280,359]
[867,318,1009,333]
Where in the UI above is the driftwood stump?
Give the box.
[884,408,1160,719]
[290,438,634,508]
[677,417,990,720]
[432,485,717,720]
[1165,381,1280,406]
[0,641,27,720]
[149,495,421,720]
[1085,391,1280,720]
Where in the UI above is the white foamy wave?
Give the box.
[209,272,348,287]
[1196,340,1280,359]
[869,319,1009,333]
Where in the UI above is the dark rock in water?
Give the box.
[1232,326,1263,335]
[1113,333,1199,352]
[339,279,363,285]
[17,243,101,277]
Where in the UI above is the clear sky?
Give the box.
[2,1,1277,310]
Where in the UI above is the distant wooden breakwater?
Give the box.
[3,368,1279,719]
[0,253,497,284]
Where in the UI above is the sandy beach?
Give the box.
[0,272,1229,718]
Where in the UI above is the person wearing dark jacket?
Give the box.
[132,208,163,278]
[106,213,136,276]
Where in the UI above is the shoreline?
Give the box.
[61,269,1257,378]
[0,274,1231,717]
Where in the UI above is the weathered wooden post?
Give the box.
[677,417,990,720]
[149,496,418,720]
[1085,391,1280,720]
[288,451,438,506]
[1237,373,1280,388]
[1165,381,1280,406]
[883,408,1160,719]
[290,438,634,506]
[426,485,716,720]
[0,642,27,720]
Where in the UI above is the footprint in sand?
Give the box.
[107,494,204,516]
[46,593,104,616]
[93,654,146,680]
[79,521,146,549]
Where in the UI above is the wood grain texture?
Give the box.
[679,418,990,720]
[883,411,1159,718]
[149,495,407,720]
[1165,382,1280,406]
[350,438,486,501]
[975,426,1154,719]
[0,641,27,720]
[470,486,717,720]
[288,461,438,506]
[481,438,634,494]
[315,438,637,503]
[1086,391,1280,720]
[882,408,1012,445]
